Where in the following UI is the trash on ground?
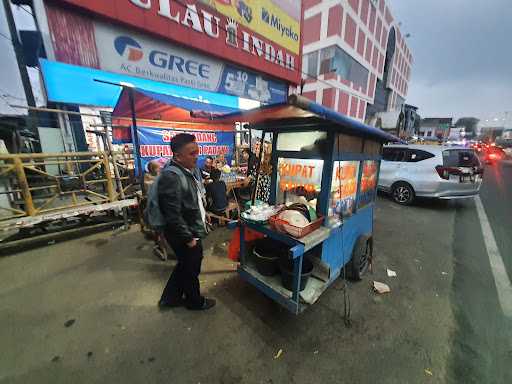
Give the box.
[373,281,391,294]
[441,271,448,275]
[386,268,397,277]
[87,351,93,358]
[274,349,283,359]
[51,356,60,362]
[313,350,319,355]
[424,368,433,376]
[64,319,76,328]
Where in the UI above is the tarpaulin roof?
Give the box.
[213,95,400,142]
[112,87,240,123]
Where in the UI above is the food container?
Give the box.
[270,214,324,238]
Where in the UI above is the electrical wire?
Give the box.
[16,5,34,18]
[0,30,13,43]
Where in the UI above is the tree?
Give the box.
[455,117,479,136]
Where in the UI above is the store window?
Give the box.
[306,51,318,79]
[277,131,328,154]
[358,160,379,208]
[276,158,323,207]
[316,46,369,90]
[328,161,359,221]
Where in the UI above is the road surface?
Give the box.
[448,160,512,384]
[0,160,511,383]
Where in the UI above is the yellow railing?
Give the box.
[0,151,136,222]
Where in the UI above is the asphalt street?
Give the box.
[448,160,512,384]
[0,161,511,383]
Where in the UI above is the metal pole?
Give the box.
[127,88,144,192]
[251,131,266,205]
[2,0,41,152]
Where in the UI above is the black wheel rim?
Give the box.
[394,186,411,203]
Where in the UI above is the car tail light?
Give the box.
[435,166,462,180]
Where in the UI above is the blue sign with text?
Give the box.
[135,126,234,174]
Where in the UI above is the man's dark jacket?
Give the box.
[158,160,206,243]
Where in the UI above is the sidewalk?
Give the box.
[0,197,458,384]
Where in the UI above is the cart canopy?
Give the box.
[213,95,399,143]
[113,87,240,122]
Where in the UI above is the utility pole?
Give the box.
[2,0,41,152]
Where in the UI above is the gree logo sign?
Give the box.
[114,36,143,61]
[113,36,211,79]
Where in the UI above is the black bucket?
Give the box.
[253,239,286,276]
[280,257,314,292]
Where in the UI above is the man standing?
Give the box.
[158,133,215,310]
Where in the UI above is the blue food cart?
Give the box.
[219,95,398,314]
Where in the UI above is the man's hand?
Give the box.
[186,238,198,248]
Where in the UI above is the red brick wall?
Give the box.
[302,90,316,102]
[322,88,336,109]
[369,4,376,34]
[376,17,382,43]
[358,99,366,120]
[350,96,359,117]
[357,29,366,56]
[365,38,373,63]
[303,0,322,9]
[348,0,359,13]
[303,14,322,45]
[327,5,343,37]
[344,14,357,49]
[338,92,350,115]
[360,0,369,25]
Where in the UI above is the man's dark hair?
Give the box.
[206,156,214,161]
[171,133,196,154]
[210,168,221,181]
[242,148,251,155]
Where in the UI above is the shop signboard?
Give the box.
[135,126,234,173]
[94,23,287,104]
[330,161,360,219]
[48,0,302,84]
[276,158,324,204]
[358,160,379,208]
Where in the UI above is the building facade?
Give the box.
[3,0,304,154]
[301,0,412,123]
[419,118,453,140]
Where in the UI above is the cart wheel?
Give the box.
[349,236,372,281]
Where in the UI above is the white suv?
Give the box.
[378,145,483,205]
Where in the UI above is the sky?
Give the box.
[390,0,512,125]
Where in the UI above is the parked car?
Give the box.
[379,145,483,205]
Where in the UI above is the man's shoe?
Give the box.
[158,299,183,310]
[187,298,216,311]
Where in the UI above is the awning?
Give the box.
[213,95,399,142]
[111,87,242,143]
[39,59,254,109]
[112,87,239,122]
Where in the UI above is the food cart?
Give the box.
[218,95,398,314]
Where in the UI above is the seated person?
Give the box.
[206,168,228,215]
[201,156,214,182]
